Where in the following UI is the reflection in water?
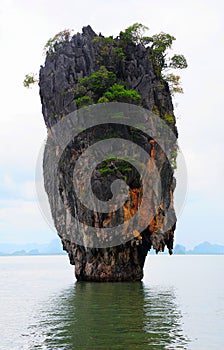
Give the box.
[29,283,189,349]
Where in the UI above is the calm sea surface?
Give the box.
[0,255,223,350]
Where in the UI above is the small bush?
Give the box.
[78,66,117,99]
[165,74,183,95]
[119,23,149,45]
[111,47,126,64]
[43,29,72,56]
[75,96,93,108]
[23,73,38,88]
[98,96,109,103]
[103,83,141,104]
[163,112,175,125]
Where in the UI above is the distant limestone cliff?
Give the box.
[39,25,183,281]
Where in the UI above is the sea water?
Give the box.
[0,255,223,349]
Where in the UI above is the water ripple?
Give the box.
[27,282,190,349]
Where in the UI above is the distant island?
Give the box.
[0,239,66,256]
[0,240,224,256]
[173,242,224,255]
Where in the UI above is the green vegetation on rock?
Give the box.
[164,74,184,95]
[164,112,175,126]
[74,67,141,106]
[43,29,73,56]
[77,66,117,99]
[23,23,184,168]
[75,96,93,108]
[24,23,187,97]
[119,23,187,93]
[99,157,133,177]
[102,83,141,104]
[119,23,150,45]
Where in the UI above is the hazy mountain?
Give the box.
[0,239,66,256]
[188,242,224,255]
[174,242,224,255]
[1,240,224,256]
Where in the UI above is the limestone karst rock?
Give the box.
[39,25,177,281]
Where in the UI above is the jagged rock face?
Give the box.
[39,26,177,281]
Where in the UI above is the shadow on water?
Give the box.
[29,282,190,350]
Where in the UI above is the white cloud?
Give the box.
[1,174,35,200]
[0,198,56,244]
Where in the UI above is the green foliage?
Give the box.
[53,113,65,118]
[170,149,178,170]
[148,33,187,93]
[147,33,187,92]
[148,33,176,71]
[100,45,110,57]
[163,112,175,125]
[150,33,175,51]
[78,66,117,99]
[118,23,187,94]
[23,73,38,88]
[102,83,141,104]
[96,37,114,57]
[77,72,141,105]
[43,29,72,56]
[164,74,183,95]
[153,106,175,127]
[152,104,160,116]
[97,96,109,103]
[119,24,187,75]
[119,23,149,44]
[111,47,126,64]
[92,36,114,46]
[169,54,188,69]
[92,35,126,66]
[75,95,93,108]
[99,157,132,175]
[92,36,113,63]
[75,67,140,105]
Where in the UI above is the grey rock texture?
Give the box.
[39,26,177,281]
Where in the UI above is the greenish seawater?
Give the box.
[32,283,188,350]
[0,255,224,349]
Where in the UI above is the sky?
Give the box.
[0,0,223,248]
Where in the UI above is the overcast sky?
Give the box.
[0,0,223,248]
